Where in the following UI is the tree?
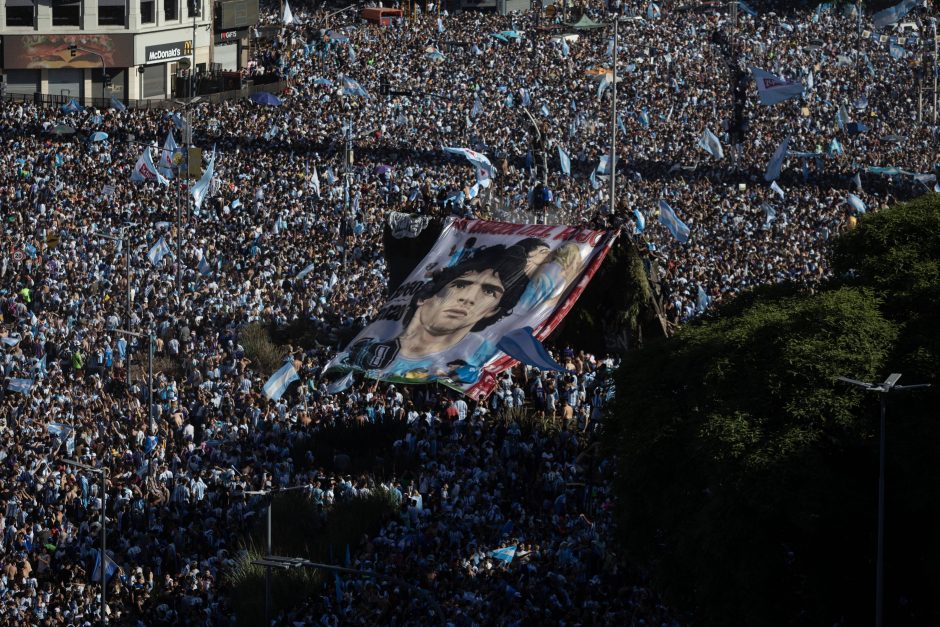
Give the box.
[607,194,940,626]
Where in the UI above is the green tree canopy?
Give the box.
[607,194,940,626]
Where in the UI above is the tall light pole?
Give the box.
[609,18,618,218]
[836,373,931,627]
[62,459,108,626]
[239,485,311,627]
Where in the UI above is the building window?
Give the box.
[5,0,34,27]
[164,0,177,20]
[187,0,200,18]
[141,0,154,22]
[51,0,81,26]
[99,0,126,25]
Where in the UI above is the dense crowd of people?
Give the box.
[0,0,937,624]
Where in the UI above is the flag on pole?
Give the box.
[324,371,354,395]
[110,95,127,111]
[557,146,571,176]
[751,68,805,105]
[646,2,661,19]
[263,360,300,401]
[91,550,120,583]
[696,285,712,313]
[159,131,179,170]
[846,193,867,214]
[282,0,294,25]
[872,0,918,30]
[442,147,496,181]
[341,76,370,98]
[191,146,216,211]
[658,200,691,243]
[698,128,725,159]
[770,180,785,199]
[853,172,863,192]
[764,136,790,182]
[311,164,321,196]
[130,148,169,186]
[148,237,171,266]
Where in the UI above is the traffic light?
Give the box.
[69,44,77,58]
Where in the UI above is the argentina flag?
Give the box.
[7,378,34,394]
[148,237,171,266]
[263,360,300,401]
[496,327,564,372]
[658,199,691,243]
[764,136,790,182]
[557,145,571,176]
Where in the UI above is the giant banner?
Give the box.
[325,218,618,399]
[3,34,134,70]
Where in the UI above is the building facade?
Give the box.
[1,0,256,103]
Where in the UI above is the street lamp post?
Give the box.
[239,485,311,626]
[836,373,931,627]
[62,459,108,626]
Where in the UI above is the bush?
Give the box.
[240,323,288,377]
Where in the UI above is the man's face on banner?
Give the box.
[416,269,505,336]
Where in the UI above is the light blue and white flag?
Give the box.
[442,147,496,180]
[263,360,300,401]
[658,200,691,243]
[590,168,602,190]
[325,167,337,185]
[324,371,354,395]
[872,0,919,30]
[846,193,867,214]
[488,545,517,564]
[1,336,22,347]
[148,237,171,266]
[472,95,483,118]
[738,1,757,16]
[698,128,724,159]
[836,105,849,130]
[311,164,321,196]
[696,285,712,313]
[7,378,34,394]
[646,2,661,19]
[633,209,646,233]
[47,422,73,439]
[752,68,805,105]
[638,108,650,128]
[828,138,844,156]
[853,172,863,192]
[91,550,120,583]
[558,146,571,176]
[560,39,570,58]
[889,43,907,60]
[607,37,616,57]
[764,136,790,182]
[159,130,180,172]
[348,45,357,63]
[520,88,531,108]
[191,146,216,211]
[295,262,316,280]
[541,104,551,118]
[770,180,785,199]
[110,96,127,111]
[437,16,444,33]
[197,251,212,276]
[597,74,610,100]
[496,327,564,372]
[617,113,627,135]
[341,76,370,98]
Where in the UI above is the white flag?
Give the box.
[282,0,294,25]
[130,148,169,186]
[764,136,790,182]
[770,180,785,199]
[311,165,321,196]
[698,128,724,159]
[752,68,805,105]
[191,146,216,211]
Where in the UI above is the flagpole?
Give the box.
[609,19,618,218]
